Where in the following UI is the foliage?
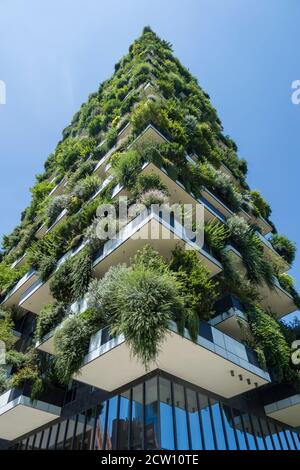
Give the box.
[248,305,299,383]
[35,303,67,342]
[227,216,275,287]
[138,189,169,207]
[170,245,218,332]
[0,310,15,351]
[133,173,168,197]
[278,273,300,309]
[204,221,229,254]
[250,190,271,220]
[270,234,296,265]
[72,174,101,201]
[46,195,69,227]
[111,150,142,188]
[50,248,92,304]
[53,313,96,384]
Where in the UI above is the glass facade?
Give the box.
[13,374,300,451]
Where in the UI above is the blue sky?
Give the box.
[0,0,299,321]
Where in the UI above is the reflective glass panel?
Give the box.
[174,383,189,450]
[118,389,130,450]
[186,388,203,450]
[94,402,107,450]
[240,413,257,450]
[221,404,237,450]
[231,409,247,450]
[198,393,215,450]
[106,396,118,450]
[145,378,159,450]
[210,399,226,450]
[159,377,175,450]
[131,384,143,450]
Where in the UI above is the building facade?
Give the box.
[0,28,300,450]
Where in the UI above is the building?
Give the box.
[0,27,300,451]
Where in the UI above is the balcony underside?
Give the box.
[209,313,249,342]
[74,327,270,399]
[93,213,222,279]
[265,395,300,428]
[130,124,169,149]
[0,393,61,441]
[1,270,38,309]
[19,279,53,315]
[225,245,297,318]
[200,188,233,221]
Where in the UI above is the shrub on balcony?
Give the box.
[53,311,98,384]
[248,305,300,383]
[131,100,169,137]
[270,234,296,265]
[0,368,9,394]
[227,215,276,287]
[278,273,300,309]
[50,248,92,304]
[0,309,15,351]
[134,173,169,197]
[250,190,271,220]
[169,245,218,332]
[46,195,69,227]
[35,303,67,342]
[111,150,142,188]
[72,175,101,202]
[138,189,169,207]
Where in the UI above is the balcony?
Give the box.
[19,243,86,315]
[116,122,132,146]
[224,245,297,318]
[1,269,38,309]
[73,321,270,398]
[200,187,234,221]
[36,297,88,354]
[265,394,300,428]
[0,387,61,441]
[209,295,250,341]
[142,82,162,101]
[129,124,169,149]
[10,252,28,269]
[48,177,66,198]
[35,208,68,240]
[256,231,289,272]
[92,208,223,279]
[138,162,226,224]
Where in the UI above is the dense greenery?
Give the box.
[0,27,299,397]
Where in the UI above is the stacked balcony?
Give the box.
[209,295,250,341]
[0,386,62,441]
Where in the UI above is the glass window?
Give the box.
[210,399,226,450]
[145,378,159,450]
[268,422,282,450]
[251,416,266,450]
[118,389,130,450]
[40,428,50,449]
[48,423,59,450]
[198,393,215,450]
[106,396,119,450]
[285,430,296,450]
[56,420,68,449]
[82,409,96,450]
[240,413,257,450]
[63,417,76,450]
[186,388,203,450]
[292,433,300,450]
[221,404,237,450]
[131,384,143,450]
[159,377,175,450]
[94,402,107,450]
[72,413,87,450]
[174,383,189,450]
[277,426,289,450]
[259,419,274,450]
[231,409,247,450]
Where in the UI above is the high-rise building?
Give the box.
[0,27,300,451]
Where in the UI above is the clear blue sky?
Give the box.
[0,0,299,321]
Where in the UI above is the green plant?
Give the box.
[111,150,142,188]
[35,303,67,342]
[250,190,271,220]
[270,234,296,265]
[0,310,15,351]
[138,189,169,207]
[248,305,299,383]
[50,248,92,304]
[53,313,95,384]
[278,273,300,309]
[170,245,218,333]
[46,195,69,227]
[133,173,168,196]
[72,175,101,202]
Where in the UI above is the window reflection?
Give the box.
[173,383,189,450]
[94,402,107,450]
[106,396,118,449]
[82,409,96,450]
[118,390,130,450]
[210,399,226,450]
[259,419,274,450]
[285,430,296,450]
[47,423,59,450]
[159,377,175,450]
[186,388,203,450]
[251,416,265,450]
[240,413,257,450]
[56,421,67,450]
[198,393,215,450]
[221,404,237,450]
[145,378,159,450]
[277,426,289,450]
[268,422,282,450]
[131,384,143,450]
[231,409,247,450]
